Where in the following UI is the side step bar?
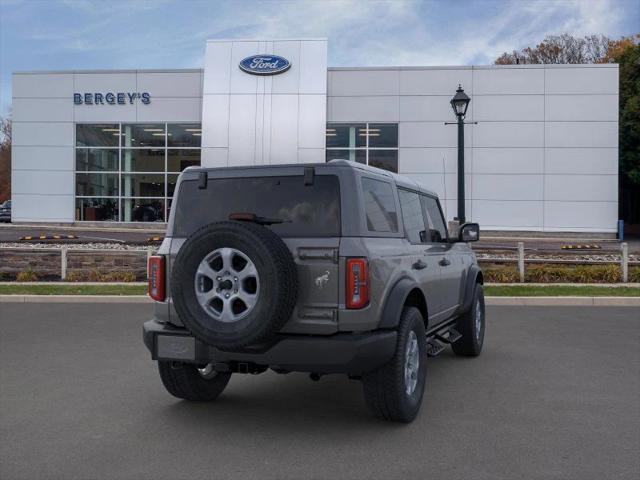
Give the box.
[426,325,462,357]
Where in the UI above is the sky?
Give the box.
[1,0,639,116]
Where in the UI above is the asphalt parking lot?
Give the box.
[1,303,638,480]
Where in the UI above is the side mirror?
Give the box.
[458,223,480,242]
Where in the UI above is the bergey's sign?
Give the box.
[74,92,151,105]
[239,55,291,75]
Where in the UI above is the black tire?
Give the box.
[362,307,427,423]
[451,283,485,356]
[171,221,298,350]
[158,361,231,401]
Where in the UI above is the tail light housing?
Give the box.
[148,255,165,302]
[346,258,369,309]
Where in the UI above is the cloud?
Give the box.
[1,0,636,115]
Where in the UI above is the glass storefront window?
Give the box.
[121,198,165,222]
[121,174,165,197]
[168,124,202,148]
[121,124,165,147]
[74,123,201,222]
[368,124,398,148]
[75,198,119,221]
[326,122,398,173]
[167,174,179,197]
[121,149,165,172]
[326,123,366,149]
[326,149,366,163]
[368,150,398,173]
[76,124,120,147]
[76,173,119,197]
[167,149,201,172]
[75,149,118,171]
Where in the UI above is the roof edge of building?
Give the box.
[13,68,204,75]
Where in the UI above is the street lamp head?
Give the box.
[450,84,470,118]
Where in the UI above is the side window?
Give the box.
[361,177,398,233]
[398,189,427,243]
[420,195,448,243]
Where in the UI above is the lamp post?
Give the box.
[450,85,471,224]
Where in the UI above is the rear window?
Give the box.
[173,175,341,237]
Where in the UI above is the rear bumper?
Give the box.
[143,319,397,375]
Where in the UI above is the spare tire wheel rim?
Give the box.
[194,247,260,323]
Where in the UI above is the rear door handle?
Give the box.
[412,260,427,270]
[439,258,451,267]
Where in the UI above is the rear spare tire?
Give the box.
[171,221,298,350]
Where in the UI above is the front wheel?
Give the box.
[158,361,231,401]
[362,306,427,423]
[451,283,485,356]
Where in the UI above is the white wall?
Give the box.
[11,69,203,222]
[328,64,619,233]
[201,39,327,167]
[11,59,618,232]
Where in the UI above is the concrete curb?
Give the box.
[485,282,640,288]
[1,295,639,306]
[486,296,640,306]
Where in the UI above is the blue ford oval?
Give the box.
[239,55,291,75]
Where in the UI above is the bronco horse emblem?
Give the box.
[315,271,330,288]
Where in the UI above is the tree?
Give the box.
[495,34,610,65]
[607,35,640,225]
[0,116,10,203]
[495,34,640,227]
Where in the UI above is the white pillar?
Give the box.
[60,246,68,280]
[621,242,628,283]
[517,242,525,283]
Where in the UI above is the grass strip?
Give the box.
[485,285,640,297]
[0,284,147,296]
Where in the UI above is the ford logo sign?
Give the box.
[239,55,291,75]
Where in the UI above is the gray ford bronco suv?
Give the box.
[143,160,484,422]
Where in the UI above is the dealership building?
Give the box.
[11,39,619,232]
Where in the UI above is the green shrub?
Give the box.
[102,271,138,282]
[65,271,87,282]
[481,264,519,283]
[16,268,38,282]
[86,269,104,282]
[479,262,635,283]
[628,266,640,283]
[64,270,139,282]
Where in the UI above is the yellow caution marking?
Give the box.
[561,244,601,250]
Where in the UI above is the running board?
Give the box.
[427,340,445,357]
[435,328,462,345]
[426,326,462,357]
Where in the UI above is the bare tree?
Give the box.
[495,34,610,64]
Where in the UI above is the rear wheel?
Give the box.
[452,283,485,356]
[362,306,427,423]
[158,361,231,401]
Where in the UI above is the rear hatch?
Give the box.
[169,168,341,334]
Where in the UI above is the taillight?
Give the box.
[346,258,369,309]
[148,255,165,302]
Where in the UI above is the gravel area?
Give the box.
[476,252,640,262]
